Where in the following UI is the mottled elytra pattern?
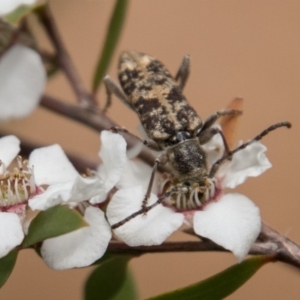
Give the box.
[118,51,202,141]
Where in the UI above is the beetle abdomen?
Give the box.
[118,51,202,141]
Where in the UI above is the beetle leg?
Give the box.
[103,75,133,113]
[111,185,178,229]
[200,109,242,132]
[110,126,162,151]
[199,127,230,156]
[175,54,190,90]
[142,153,168,210]
[197,109,242,159]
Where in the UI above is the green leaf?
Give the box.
[22,205,88,248]
[92,252,115,266]
[0,250,18,288]
[85,256,137,300]
[92,0,129,92]
[148,256,272,300]
[3,3,45,27]
[112,269,137,300]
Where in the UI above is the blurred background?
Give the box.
[1,0,299,299]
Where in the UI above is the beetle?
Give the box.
[103,51,291,229]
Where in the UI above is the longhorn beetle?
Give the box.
[104,51,291,229]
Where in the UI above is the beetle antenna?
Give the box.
[111,187,178,229]
[209,121,291,178]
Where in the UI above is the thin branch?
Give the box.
[107,234,300,270]
[40,95,112,130]
[107,240,277,256]
[40,94,163,169]
[107,240,226,255]
[260,222,300,269]
[36,5,95,107]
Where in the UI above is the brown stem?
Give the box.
[107,240,277,256]
[260,222,300,269]
[36,5,95,107]
[40,94,164,170]
[108,235,300,270]
[108,240,226,255]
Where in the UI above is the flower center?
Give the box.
[0,156,36,207]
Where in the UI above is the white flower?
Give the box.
[117,159,160,192]
[89,131,127,204]
[28,144,103,211]
[193,193,260,261]
[0,44,46,120]
[28,131,127,269]
[0,135,37,258]
[41,206,112,270]
[0,2,44,121]
[107,186,184,246]
[107,135,271,261]
[0,0,36,16]
[29,131,127,210]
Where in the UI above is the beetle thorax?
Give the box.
[166,138,208,183]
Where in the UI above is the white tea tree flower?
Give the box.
[0,1,45,121]
[107,132,271,261]
[28,131,127,269]
[0,135,37,258]
[0,44,46,120]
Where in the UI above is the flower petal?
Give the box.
[70,176,104,204]
[117,160,157,191]
[0,135,20,169]
[91,131,127,203]
[0,45,45,120]
[0,0,36,15]
[29,144,78,186]
[41,206,112,270]
[107,186,184,246]
[193,193,261,261]
[29,176,103,210]
[29,182,74,210]
[0,212,24,258]
[218,142,271,188]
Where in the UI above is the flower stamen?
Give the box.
[0,156,36,207]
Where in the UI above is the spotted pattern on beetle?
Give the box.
[118,51,202,142]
